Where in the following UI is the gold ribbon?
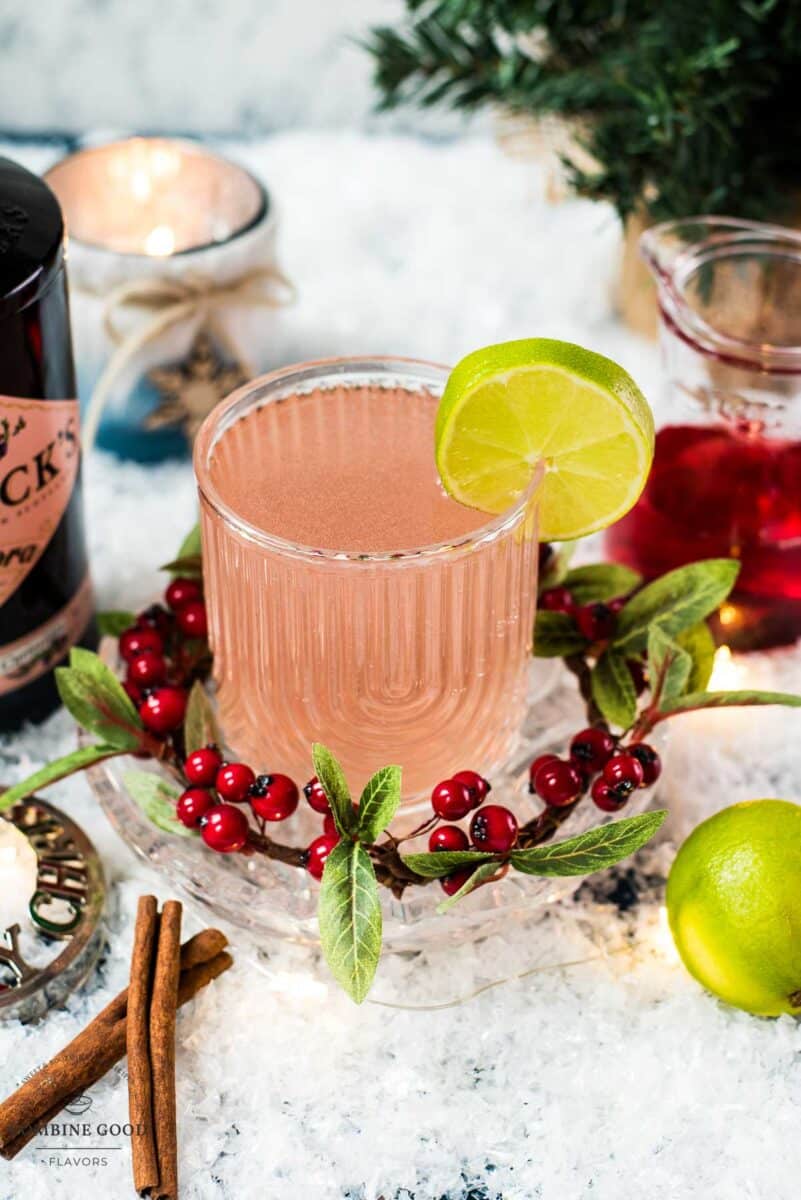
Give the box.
[81,264,296,452]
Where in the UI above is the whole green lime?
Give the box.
[666,799,801,1016]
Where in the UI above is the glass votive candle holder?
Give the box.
[194,357,542,801]
[45,137,292,462]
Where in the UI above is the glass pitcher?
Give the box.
[605,217,801,651]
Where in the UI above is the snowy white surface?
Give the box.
[0,0,458,137]
[2,131,801,1200]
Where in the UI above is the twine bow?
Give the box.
[81,264,295,452]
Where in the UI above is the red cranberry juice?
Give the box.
[606,422,801,649]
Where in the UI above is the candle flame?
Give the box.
[709,644,752,690]
[144,224,176,257]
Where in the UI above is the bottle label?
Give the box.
[0,574,93,695]
[0,396,80,607]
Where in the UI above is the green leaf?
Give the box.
[159,554,203,579]
[401,849,496,878]
[0,744,122,811]
[658,690,801,718]
[358,765,402,844]
[436,860,500,913]
[562,563,642,603]
[161,523,203,577]
[177,523,202,558]
[56,661,143,752]
[534,610,588,658]
[613,559,739,654]
[510,810,667,877]
[96,610,136,637]
[69,647,142,724]
[311,743,358,837]
[675,622,716,693]
[318,840,382,1003]
[647,626,691,708]
[123,771,193,838]
[183,681,222,756]
[591,650,637,729]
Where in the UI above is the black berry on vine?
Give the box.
[201,803,250,853]
[429,825,470,853]
[532,759,583,807]
[629,743,662,786]
[470,804,518,853]
[184,745,223,787]
[304,776,331,814]
[177,787,214,828]
[215,762,256,803]
[431,778,473,820]
[249,773,299,822]
[165,577,203,611]
[569,727,616,773]
[603,753,645,793]
[306,834,339,880]
[139,686,187,734]
[575,602,617,643]
[451,769,491,807]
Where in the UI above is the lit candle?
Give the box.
[0,819,38,931]
[44,138,290,461]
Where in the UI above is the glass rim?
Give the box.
[641,216,801,373]
[44,136,270,259]
[193,355,544,565]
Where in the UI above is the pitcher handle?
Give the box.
[639,216,799,284]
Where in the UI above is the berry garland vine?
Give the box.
[2,528,800,1002]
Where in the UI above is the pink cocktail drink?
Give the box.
[195,358,541,799]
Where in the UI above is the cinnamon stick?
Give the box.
[149,900,182,1200]
[128,895,160,1196]
[0,928,229,1161]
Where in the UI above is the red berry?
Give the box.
[540,586,574,613]
[165,577,202,611]
[215,762,256,803]
[136,604,173,637]
[428,825,470,853]
[608,596,627,614]
[249,773,299,822]
[120,626,163,662]
[177,787,214,827]
[591,777,628,813]
[533,759,583,807]
[575,602,617,643]
[127,651,167,688]
[569,727,616,773]
[440,866,475,896]
[629,743,662,786]
[201,803,249,853]
[175,600,208,639]
[431,779,472,821]
[306,833,339,880]
[451,769,491,808]
[303,776,330,814]
[123,679,143,706]
[139,686,187,734]
[184,745,223,787]
[603,753,645,794]
[470,804,518,853]
[528,753,559,793]
[323,812,338,838]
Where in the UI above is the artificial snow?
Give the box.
[1,131,801,1199]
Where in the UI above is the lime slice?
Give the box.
[435,339,654,540]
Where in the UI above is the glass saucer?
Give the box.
[89,656,662,952]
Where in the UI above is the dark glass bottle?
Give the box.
[0,156,96,729]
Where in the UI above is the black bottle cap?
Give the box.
[0,156,65,322]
